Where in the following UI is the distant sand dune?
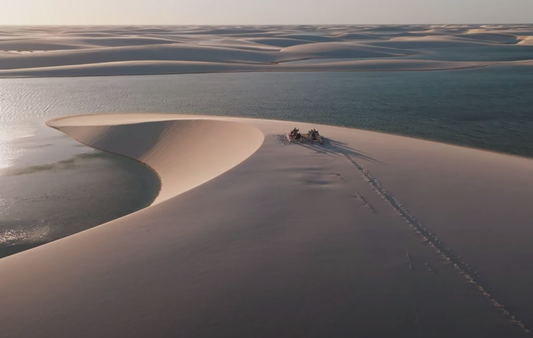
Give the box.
[0,59,485,78]
[278,34,341,42]
[282,59,484,71]
[458,33,519,44]
[0,60,261,77]
[518,36,533,45]
[280,42,409,58]
[0,39,91,51]
[197,38,280,51]
[331,33,386,40]
[243,37,312,47]
[0,24,531,78]
[0,37,179,51]
[70,37,182,47]
[372,36,494,48]
[0,44,275,70]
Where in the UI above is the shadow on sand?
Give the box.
[294,138,384,164]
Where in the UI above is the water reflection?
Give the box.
[0,121,31,171]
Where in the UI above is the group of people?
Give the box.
[289,127,302,141]
[288,128,322,143]
[308,129,321,141]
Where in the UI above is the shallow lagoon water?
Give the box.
[0,151,159,257]
[3,66,532,156]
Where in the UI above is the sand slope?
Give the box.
[48,117,264,204]
[279,41,409,58]
[1,114,533,337]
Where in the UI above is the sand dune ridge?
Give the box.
[47,116,264,204]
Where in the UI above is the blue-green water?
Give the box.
[407,46,533,61]
[3,66,532,157]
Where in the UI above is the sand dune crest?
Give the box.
[47,116,264,204]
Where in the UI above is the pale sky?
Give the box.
[1,0,532,25]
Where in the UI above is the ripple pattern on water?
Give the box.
[1,67,531,157]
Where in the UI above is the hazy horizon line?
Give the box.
[1,23,532,27]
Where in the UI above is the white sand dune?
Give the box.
[0,37,179,51]
[70,37,182,47]
[467,28,533,36]
[362,25,416,33]
[0,59,484,78]
[197,38,280,51]
[370,36,494,48]
[0,25,531,78]
[331,33,386,40]
[518,36,533,45]
[458,33,519,44]
[2,113,533,337]
[48,116,264,204]
[279,42,410,58]
[509,59,533,65]
[281,59,484,71]
[58,32,117,37]
[181,27,271,35]
[420,28,470,35]
[0,44,275,70]
[243,37,312,47]
[278,34,341,42]
[0,39,91,51]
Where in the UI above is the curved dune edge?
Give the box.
[46,115,265,205]
[1,113,533,336]
[0,58,489,78]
